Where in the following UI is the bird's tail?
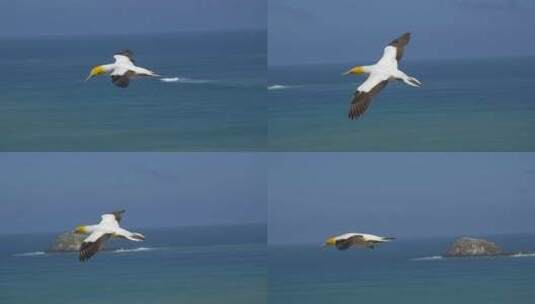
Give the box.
[407,76,422,87]
[129,233,145,241]
[382,237,396,241]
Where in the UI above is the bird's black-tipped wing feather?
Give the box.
[335,240,352,250]
[111,209,126,223]
[111,75,129,88]
[79,234,111,262]
[116,49,134,62]
[111,70,135,88]
[388,32,411,62]
[348,235,368,246]
[348,80,388,119]
[335,235,365,250]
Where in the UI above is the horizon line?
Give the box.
[0,222,267,237]
[268,231,535,246]
[267,53,535,68]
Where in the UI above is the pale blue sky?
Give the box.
[269,0,535,65]
[0,153,266,234]
[0,0,265,37]
[268,153,535,243]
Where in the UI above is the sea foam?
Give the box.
[412,252,535,261]
[411,256,444,261]
[160,77,213,84]
[14,251,46,257]
[268,84,293,90]
[113,247,158,253]
[509,252,535,258]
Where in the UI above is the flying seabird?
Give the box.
[343,32,422,119]
[73,210,145,262]
[324,233,395,250]
[86,50,160,88]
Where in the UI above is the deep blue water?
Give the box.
[0,31,266,151]
[0,224,266,304]
[268,57,535,151]
[269,234,535,303]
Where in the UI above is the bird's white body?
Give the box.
[324,232,395,250]
[83,214,144,243]
[344,33,422,119]
[86,51,160,87]
[75,210,145,261]
[333,232,392,243]
[101,55,159,78]
[358,45,421,93]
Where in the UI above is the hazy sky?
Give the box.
[268,153,535,244]
[269,0,535,65]
[0,0,265,37]
[0,153,265,234]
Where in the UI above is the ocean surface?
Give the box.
[269,234,535,303]
[0,31,266,151]
[268,57,535,151]
[0,224,266,304]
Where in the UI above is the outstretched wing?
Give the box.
[335,235,365,250]
[348,235,368,246]
[348,77,388,120]
[377,32,411,66]
[110,70,135,88]
[79,231,111,262]
[113,49,135,64]
[388,32,411,62]
[110,75,129,88]
[110,209,126,223]
[98,210,125,226]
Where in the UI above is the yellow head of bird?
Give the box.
[324,237,337,246]
[343,66,365,76]
[74,225,88,234]
[86,65,105,81]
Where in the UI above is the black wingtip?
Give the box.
[117,49,133,57]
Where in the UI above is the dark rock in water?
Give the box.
[445,237,502,257]
[47,232,86,252]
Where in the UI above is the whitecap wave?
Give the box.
[509,252,535,258]
[412,255,443,261]
[113,247,157,253]
[412,252,535,261]
[268,84,293,91]
[160,77,213,84]
[14,251,46,257]
[160,77,180,82]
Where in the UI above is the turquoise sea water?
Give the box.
[268,57,535,151]
[269,234,535,304]
[0,224,266,304]
[0,31,266,151]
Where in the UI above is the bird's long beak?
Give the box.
[85,74,92,82]
[343,66,364,76]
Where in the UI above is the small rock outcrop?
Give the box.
[444,237,502,257]
[47,232,86,252]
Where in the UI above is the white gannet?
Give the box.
[86,50,160,88]
[343,32,422,119]
[324,232,395,250]
[73,210,145,262]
